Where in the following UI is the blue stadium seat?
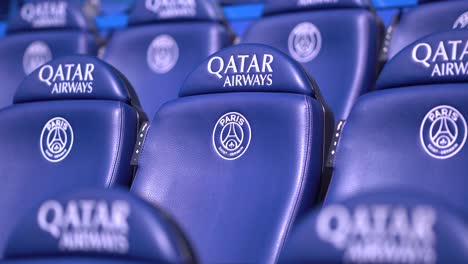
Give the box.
[242,0,383,121]
[2,189,196,264]
[0,55,145,256]
[0,0,98,109]
[325,30,468,217]
[280,190,468,263]
[388,0,468,59]
[103,0,233,119]
[131,43,333,263]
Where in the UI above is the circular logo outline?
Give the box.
[212,112,251,161]
[288,22,322,63]
[420,105,467,159]
[40,117,74,163]
[453,11,468,29]
[23,41,52,75]
[147,34,179,74]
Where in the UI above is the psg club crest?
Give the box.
[213,112,251,160]
[420,105,467,159]
[40,117,74,162]
[288,22,322,63]
[147,34,179,74]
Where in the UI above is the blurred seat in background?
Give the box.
[103,0,234,119]
[2,189,196,264]
[242,0,384,122]
[0,0,98,109]
[388,0,468,60]
[280,190,468,263]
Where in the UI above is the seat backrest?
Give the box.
[242,0,383,121]
[388,0,468,60]
[103,0,233,119]
[281,191,468,263]
[131,43,332,263]
[2,189,195,264]
[0,55,143,256]
[0,0,98,109]
[325,30,468,216]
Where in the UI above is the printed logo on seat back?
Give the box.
[316,203,437,263]
[288,22,322,63]
[23,41,53,75]
[20,1,68,28]
[147,34,180,74]
[14,55,133,103]
[145,0,197,19]
[37,198,131,253]
[453,11,468,29]
[212,112,251,160]
[128,0,223,25]
[420,105,467,159]
[411,39,468,78]
[8,0,92,33]
[37,61,95,94]
[206,52,274,88]
[40,117,74,163]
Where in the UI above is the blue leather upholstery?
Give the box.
[0,55,142,256]
[388,0,468,59]
[242,0,382,121]
[103,0,233,119]
[131,44,332,263]
[325,31,468,217]
[281,191,468,263]
[0,0,97,109]
[2,189,195,264]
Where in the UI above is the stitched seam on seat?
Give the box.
[333,121,347,164]
[274,96,313,263]
[108,103,123,187]
[138,112,159,162]
[128,112,158,185]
